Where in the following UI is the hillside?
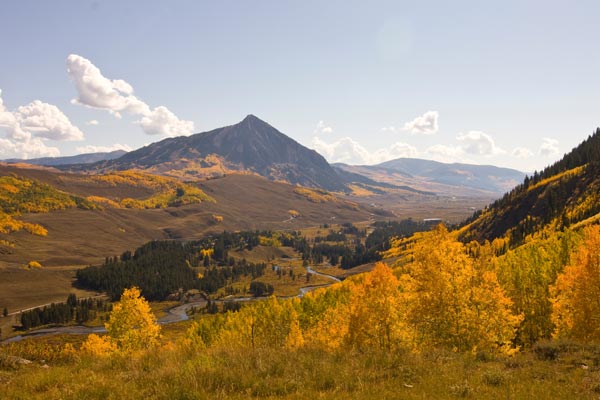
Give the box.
[4,150,127,166]
[460,128,600,247]
[0,165,381,270]
[65,115,348,192]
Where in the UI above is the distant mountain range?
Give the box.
[4,115,524,195]
[5,150,127,166]
[335,158,525,195]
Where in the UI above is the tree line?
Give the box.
[20,294,110,330]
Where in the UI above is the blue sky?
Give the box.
[1,0,599,172]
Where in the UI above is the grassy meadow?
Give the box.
[2,333,600,399]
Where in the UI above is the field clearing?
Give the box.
[0,267,98,339]
[221,246,334,298]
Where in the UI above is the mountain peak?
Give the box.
[242,114,259,122]
[238,114,271,129]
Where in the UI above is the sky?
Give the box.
[1,1,599,172]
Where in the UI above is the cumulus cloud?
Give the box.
[539,138,559,157]
[86,119,99,126]
[456,131,505,156]
[16,101,84,141]
[0,89,81,159]
[312,136,417,165]
[66,54,194,137]
[66,54,149,116]
[425,144,465,163]
[0,137,60,159]
[137,106,194,136]
[314,120,333,135]
[512,147,533,159]
[76,143,132,154]
[403,110,439,135]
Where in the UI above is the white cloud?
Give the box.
[456,130,505,156]
[76,143,132,154]
[539,138,559,157]
[403,110,439,135]
[66,54,150,116]
[312,136,417,165]
[137,106,194,136]
[314,120,333,135]
[86,119,99,126]
[512,147,533,159]
[15,100,84,141]
[381,126,397,133]
[0,89,81,159]
[425,144,465,163]
[0,137,60,159]
[66,54,194,136]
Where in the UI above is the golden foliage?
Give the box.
[105,287,161,352]
[493,227,578,346]
[200,248,214,259]
[293,187,334,203]
[526,166,584,192]
[81,333,117,356]
[25,261,43,269]
[346,262,411,351]
[214,296,302,350]
[0,175,76,213]
[86,195,122,208]
[259,233,282,247]
[83,287,161,355]
[551,225,600,341]
[401,225,522,353]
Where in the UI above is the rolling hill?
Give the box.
[460,128,600,246]
[0,164,383,269]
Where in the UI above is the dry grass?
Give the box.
[3,335,600,399]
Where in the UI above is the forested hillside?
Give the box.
[460,128,600,247]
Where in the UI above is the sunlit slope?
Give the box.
[460,128,600,247]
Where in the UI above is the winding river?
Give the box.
[2,267,342,344]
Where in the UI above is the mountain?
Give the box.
[4,150,127,166]
[460,128,600,247]
[335,158,525,195]
[67,115,347,192]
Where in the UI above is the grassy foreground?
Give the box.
[2,335,600,399]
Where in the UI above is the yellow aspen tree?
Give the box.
[300,283,352,351]
[551,225,600,341]
[346,262,411,351]
[104,287,161,352]
[304,302,350,351]
[403,224,521,353]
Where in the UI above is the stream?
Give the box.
[2,266,342,344]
